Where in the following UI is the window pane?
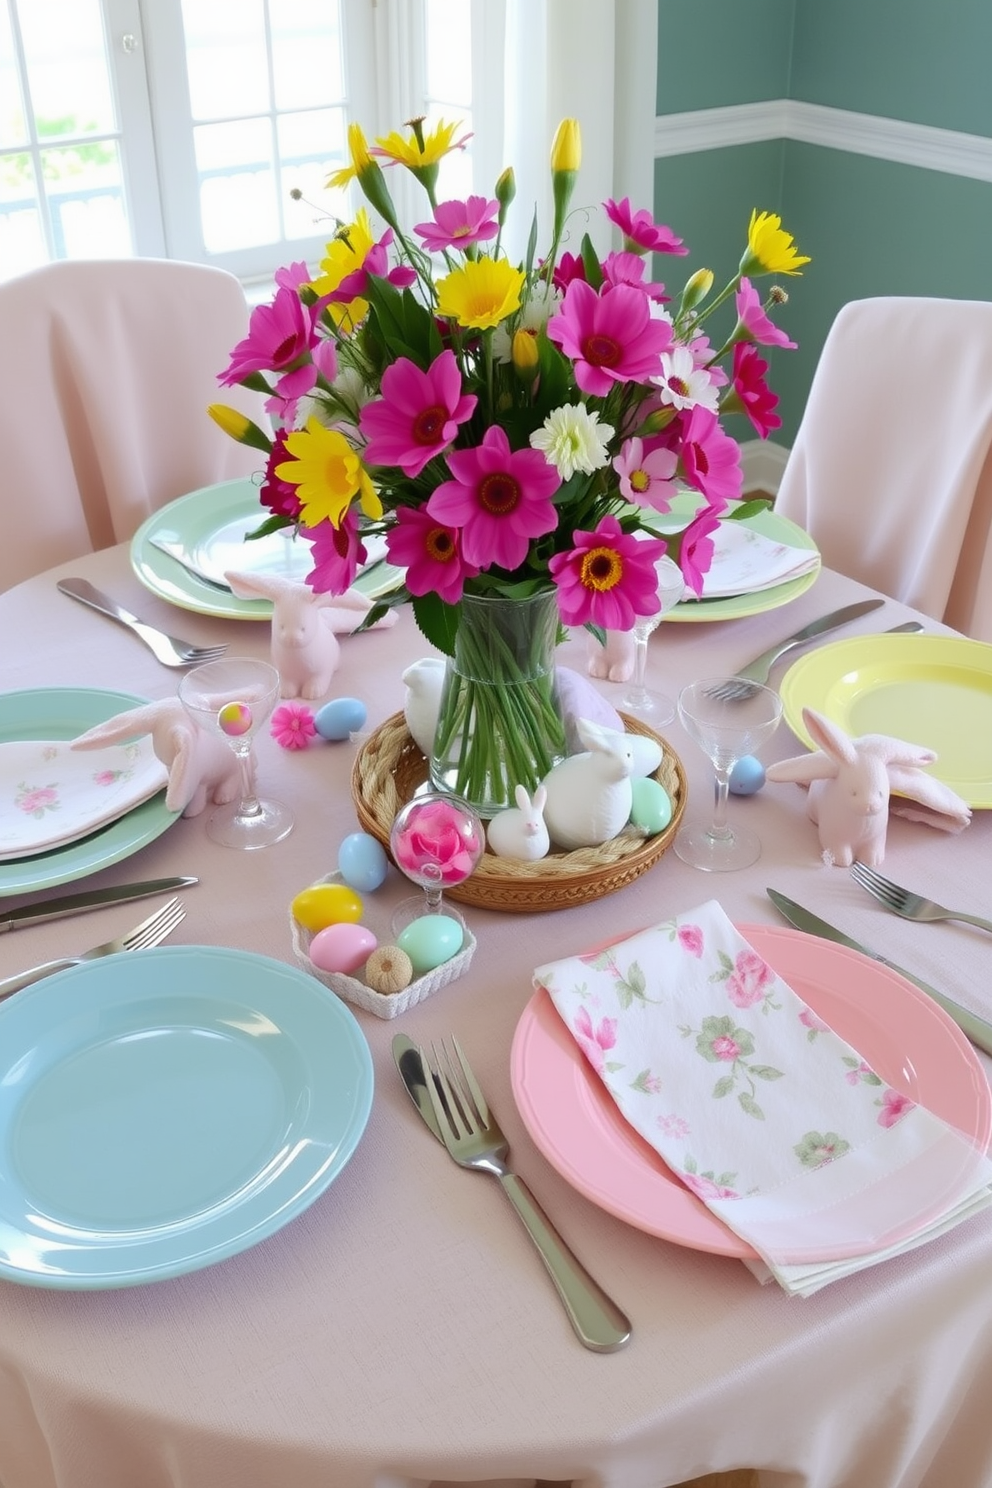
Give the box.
[425,0,471,108]
[270,0,343,111]
[278,107,347,240]
[0,151,45,280]
[44,141,129,257]
[182,0,269,121]
[195,117,278,252]
[0,2,27,149]
[19,0,116,137]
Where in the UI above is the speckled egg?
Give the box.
[629,776,673,835]
[396,914,464,975]
[337,832,389,893]
[291,882,364,933]
[308,922,378,975]
[314,697,367,741]
[729,755,766,796]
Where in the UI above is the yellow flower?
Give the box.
[550,118,581,174]
[511,328,539,383]
[206,403,272,453]
[372,117,469,171]
[436,258,525,331]
[309,209,376,329]
[326,122,373,190]
[276,419,382,528]
[740,210,811,277]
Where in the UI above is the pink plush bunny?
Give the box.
[766,706,971,866]
[70,699,247,817]
[225,571,397,699]
[586,629,635,683]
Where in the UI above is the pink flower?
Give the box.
[549,513,667,630]
[845,1060,875,1086]
[220,287,335,421]
[303,506,366,593]
[270,702,317,750]
[359,350,477,477]
[92,770,117,786]
[734,277,797,349]
[546,280,672,397]
[677,924,704,957]
[726,949,775,1009]
[878,1089,916,1128]
[600,251,669,302]
[551,251,587,293]
[414,196,499,253]
[334,228,418,302]
[391,798,484,885]
[681,1171,739,1202]
[385,506,479,605]
[260,429,304,521]
[17,787,57,814]
[603,197,689,256]
[711,1034,741,1061]
[573,1006,618,1074]
[729,342,782,438]
[799,1007,829,1033]
[658,1114,691,1139]
[427,425,561,570]
[677,503,723,597]
[613,437,678,515]
[679,404,743,508]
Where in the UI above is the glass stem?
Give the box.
[235,744,262,820]
[422,862,444,914]
[709,765,734,841]
[630,631,649,705]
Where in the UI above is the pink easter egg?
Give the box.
[309,922,378,975]
[218,700,252,736]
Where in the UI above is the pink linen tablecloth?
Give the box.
[2,547,992,1488]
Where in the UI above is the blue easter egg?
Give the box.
[729,755,766,795]
[396,914,464,975]
[338,832,389,893]
[314,697,367,741]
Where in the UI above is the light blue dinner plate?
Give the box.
[0,688,179,899]
[0,945,374,1288]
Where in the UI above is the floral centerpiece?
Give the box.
[210,116,808,814]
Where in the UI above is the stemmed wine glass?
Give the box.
[674,678,782,871]
[178,657,294,850]
[620,554,686,725]
[389,791,484,936]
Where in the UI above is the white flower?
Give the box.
[530,405,615,480]
[297,365,371,434]
[493,280,562,362]
[652,346,720,412]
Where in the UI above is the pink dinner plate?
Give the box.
[510,923,992,1260]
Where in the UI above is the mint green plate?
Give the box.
[131,478,404,621]
[0,688,178,898]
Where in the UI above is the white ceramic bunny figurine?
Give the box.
[765,706,971,866]
[70,699,246,817]
[541,718,637,850]
[401,656,448,756]
[486,784,550,861]
[225,571,397,700]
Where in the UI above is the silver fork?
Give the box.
[850,861,992,935]
[0,896,186,999]
[708,618,924,703]
[422,1036,631,1353]
[57,578,228,668]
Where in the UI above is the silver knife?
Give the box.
[148,538,232,591]
[767,889,992,1057]
[392,1033,444,1143]
[731,598,885,686]
[1,877,198,933]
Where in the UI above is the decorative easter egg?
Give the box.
[396,914,464,975]
[309,921,378,975]
[337,832,389,893]
[629,776,673,835]
[291,882,364,933]
[730,755,766,796]
[217,700,252,736]
[314,697,367,741]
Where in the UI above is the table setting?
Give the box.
[4,120,992,1488]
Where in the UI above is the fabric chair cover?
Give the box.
[775,296,992,639]
[0,258,269,591]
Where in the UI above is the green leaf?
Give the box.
[726,497,773,522]
[579,232,603,290]
[749,1065,785,1082]
[712,1075,735,1098]
[365,276,443,368]
[411,593,459,656]
[245,514,295,540]
[738,1091,765,1120]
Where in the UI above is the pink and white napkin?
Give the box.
[534,902,992,1296]
[695,520,820,598]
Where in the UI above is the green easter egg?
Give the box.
[629,777,673,836]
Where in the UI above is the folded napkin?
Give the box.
[693,520,820,598]
[534,902,992,1296]
[0,737,168,860]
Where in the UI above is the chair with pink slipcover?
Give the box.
[0,257,269,592]
[774,295,992,640]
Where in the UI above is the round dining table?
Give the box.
[2,542,992,1488]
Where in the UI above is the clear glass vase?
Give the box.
[429,589,567,817]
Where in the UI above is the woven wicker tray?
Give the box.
[350,711,687,913]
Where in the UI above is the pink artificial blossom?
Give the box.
[679,404,743,507]
[678,503,723,598]
[603,197,689,256]
[303,505,366,593]
[414,196,499,252]
[613,436,678,515]
[573,1006,618,1075]
[270,702,317,750]
[385,505,479,605]
[546,280,673,397]
[734,277,797,349]
[549,513,667,630]
[359,350,477,477]
[391,798,483,885]
[427,424,561,571]
[730,342,782,438]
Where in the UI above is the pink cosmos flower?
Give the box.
[426,425,561,571]
[730,342,782,438]
[385,505,479,605]
[573,1006,618,1075]
[260,429,304,521]
[220,285,328,388]
[603,197,689,256]
[734,277,797,349]
[681,1171,740,1202]
[391,798,484,885]
[270,702,317,750]
[359,350,477,477]
[878,1089,916,1128]
[546,280,673,397]
[274,260,312,292]
[333,227,418,302]
[600,250,669,302]
[414,196,499,252]
[551,251,587,293]
[679,404,743,507]
[613,437,678,515]
[677,924,704,957]
[726,949,775,1009]
[303,506,366,593]
[549,513,667,630]
[678,503,723,597]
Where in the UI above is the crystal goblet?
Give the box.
[674,678,782,871]
[178,656,293,850]
[389,791,484,936]
[619,554,686,724]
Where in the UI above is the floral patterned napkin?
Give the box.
[534,901,992,1296]
[696,521,820,598]
[0,738,168,860]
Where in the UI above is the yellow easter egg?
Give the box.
[291,882,364,933]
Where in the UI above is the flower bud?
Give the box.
[550,118,581,174]
[207,404,272,454]
[495,166,516,228]
[511,328,540,383]
[679,268,714,315]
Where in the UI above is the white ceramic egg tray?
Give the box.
[290,913,477,1020]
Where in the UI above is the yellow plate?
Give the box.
[780,633,992,808]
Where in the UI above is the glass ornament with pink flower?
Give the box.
[388,791,485,934]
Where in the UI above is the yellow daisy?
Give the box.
[276,419,381,528]
[371,117,470,170]
[436,259,525,331]
[740,210,811,277]
[326,122,373,191]
[309,209,376,328]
